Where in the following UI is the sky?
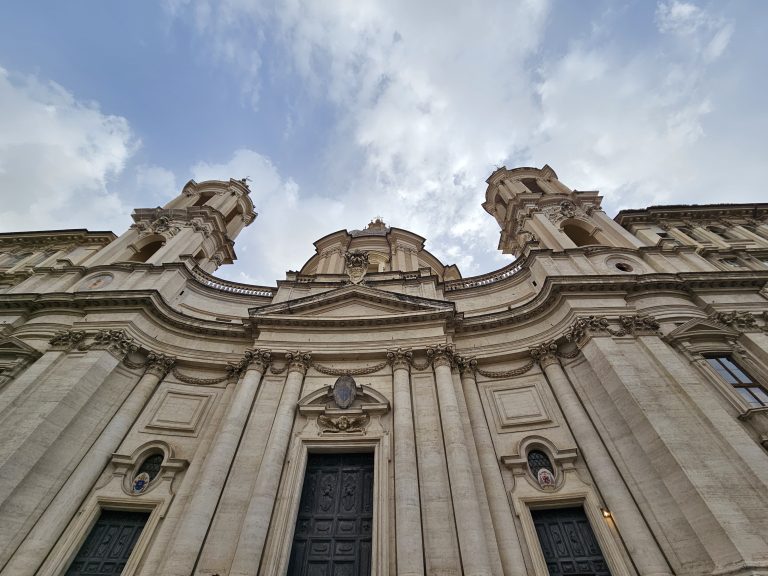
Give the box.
[0,0,766,286]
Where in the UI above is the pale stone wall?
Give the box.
[1,177,768,576]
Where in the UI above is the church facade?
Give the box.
[1,166,768,576]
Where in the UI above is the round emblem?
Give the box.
[82,273,113,290]
[332,375,357,409]
[132,472,151,494]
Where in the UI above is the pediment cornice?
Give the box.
[249,284,457,328]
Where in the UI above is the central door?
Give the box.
[288,452,374,576]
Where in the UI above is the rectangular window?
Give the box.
[706,355,768,407]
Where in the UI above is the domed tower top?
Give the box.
[482,165,640,256]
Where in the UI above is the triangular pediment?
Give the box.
[665,318,740,343]
[252,285,453,317]
[249,285,457,328]
[0,337,41,358]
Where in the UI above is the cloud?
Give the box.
[0,67,137,232]
[160,2,763,282]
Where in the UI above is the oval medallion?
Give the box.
[332,375,357,409]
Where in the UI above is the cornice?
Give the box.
[456,271,768,333]
[615,204,768,227]
[0,290,250,339]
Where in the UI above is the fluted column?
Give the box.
[387,349,425,576]
[532,345,672,576]
[161,349,271,576]
[230,351,311,576]
[457,357,527,576]
[1,353,175,576]
[429,345,492,576]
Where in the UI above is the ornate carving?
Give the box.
[317,414,369,434]
[426,344,455,368]
[617,314,661,335]
[344,250,369,285]
[311,359,389,376]
[475,360,536,379]
[285,351,312,374]
[145,352,176,377]
[89,329,139,357]
[711,311,758,331]
[563,316,610,343]
[49,329,87,351]
[530,342,558,365]
[387,348,413,371]
[171,365,232,386]
[543,199,586,224]
[229,348,272,376]
[455,355,478,375]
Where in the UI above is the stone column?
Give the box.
[532,344,672,576]
[1,353,175,576]
[429,345,493,576]
[161,349,272,576]
[230,351,311,576]
[457,358,527,576]
[387,348,425,576]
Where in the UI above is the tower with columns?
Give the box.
[1,167,768,576]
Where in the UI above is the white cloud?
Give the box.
[655,0,733,61]
[0,68,137,232]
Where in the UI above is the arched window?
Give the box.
[137,453,164,481]
[129,240,164,263]
[527,449,554,477]
[192,192,215,207]
[562,224,599,247]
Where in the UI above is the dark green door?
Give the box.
[532,506,610,576]
[66,510,149,575]
[288,453,374,576]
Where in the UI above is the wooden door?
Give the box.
[287,453,374,576]
[532,506,610,576]
[65,510,149,575]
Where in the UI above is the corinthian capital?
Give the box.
[530,342,558,366]
[286,351,312,375]
[455,355,478,376]
[427,344,455,368]
[387,348,413,371]
[145,352,176,378]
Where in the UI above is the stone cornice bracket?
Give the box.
[455,355,478,376]
[145,352,176,378]
[48,329,87,352]
[530,342,559,367]
[285,351,312,375]
[387,348,413,371]
[426,344,455,368]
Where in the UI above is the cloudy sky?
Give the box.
[1,1,766,285]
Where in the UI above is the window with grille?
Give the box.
[527,449,554,477]
[706,355,768,407]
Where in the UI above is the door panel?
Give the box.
[66,510,149,576]
[532,507,610,576]
[288,453,374,576]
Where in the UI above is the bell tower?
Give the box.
[482,165,643,256]
[86,178,257,272]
